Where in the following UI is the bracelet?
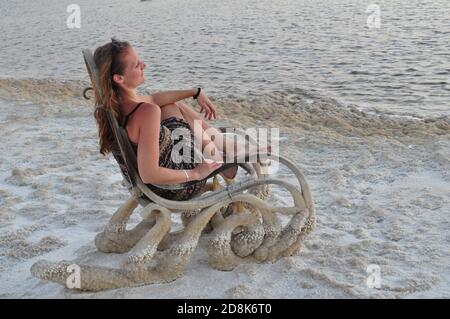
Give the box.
[182,169,189,183]
[193,87,201,100]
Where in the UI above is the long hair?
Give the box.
[93,38,131,155]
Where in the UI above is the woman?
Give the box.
[93,38,241,201]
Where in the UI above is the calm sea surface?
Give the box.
[1,0,449,116]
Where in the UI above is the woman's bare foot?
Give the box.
[220,165,238,180]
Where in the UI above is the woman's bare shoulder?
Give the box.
[134,102,161,142]
[124,102,160,144]
[137,102,160,119]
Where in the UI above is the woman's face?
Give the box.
[114,46,147,90]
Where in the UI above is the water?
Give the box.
[1,0,449,116]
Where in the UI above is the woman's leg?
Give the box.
[176,101,270,163]
[161,104,223,162]
[161,102,238,179]
[175,102,236,159]
[159,103,185,122]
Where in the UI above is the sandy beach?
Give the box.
[0,80,448,298]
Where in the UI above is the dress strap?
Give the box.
[122,102,144,128]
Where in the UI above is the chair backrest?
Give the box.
[82,49,140,189]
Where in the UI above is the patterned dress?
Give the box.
[112,102,206,201]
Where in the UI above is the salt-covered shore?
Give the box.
[0,79,449,298]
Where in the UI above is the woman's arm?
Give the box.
[146,89,217,120]
[136,102,221,184]
[148,89,198,107]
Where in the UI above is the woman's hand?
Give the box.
[192,160,222,180]
[196,90,217,120]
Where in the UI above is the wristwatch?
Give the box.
[193,87,201,99]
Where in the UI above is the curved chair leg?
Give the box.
[31,202,232,291]
[95,196,157,253]
[30,206,174,291]
[281,211,316,257]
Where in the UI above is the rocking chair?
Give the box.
[30,49,316,292]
